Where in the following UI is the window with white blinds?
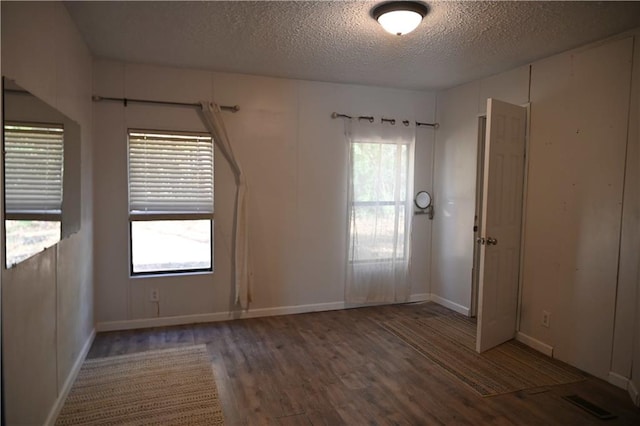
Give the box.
[3,122,64,216]
[128,130,213,216]
[127,129,214,275]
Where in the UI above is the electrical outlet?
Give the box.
[150,289,160,302]
[542,310,551,328]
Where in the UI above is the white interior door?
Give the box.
[476,98,527,353]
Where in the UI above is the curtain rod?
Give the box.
[331,111,438,129]
[92,95,240,113]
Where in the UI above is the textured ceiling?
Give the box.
[65,1,640,90]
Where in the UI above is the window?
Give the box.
[3,122,64,267]
[128,129,213,274]
[350,140,411,262]
[344,121,415,304]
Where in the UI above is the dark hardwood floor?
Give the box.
[88,302,640,425]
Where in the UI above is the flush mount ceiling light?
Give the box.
[373,1,429,36]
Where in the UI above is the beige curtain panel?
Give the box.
[198,102,252,308]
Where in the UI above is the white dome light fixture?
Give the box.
[373,1,429,36]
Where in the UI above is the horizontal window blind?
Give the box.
[4,122,64,214]
[128,130,213,214]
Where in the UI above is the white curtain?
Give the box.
[345,119,415,303]
[198,102,252,308]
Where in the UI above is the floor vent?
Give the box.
[563,395,617,420]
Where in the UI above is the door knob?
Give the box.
[476,237,485,245]
[486,237,498,245]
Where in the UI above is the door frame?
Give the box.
[470,114,487,318]
[515,103,532,332]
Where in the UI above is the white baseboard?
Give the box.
[515,331,554,357]
[607,371,630,390]
[96,301,347,332]
[96,293,435,332]
[44,328,96,426]
[409,293,431,303]
[629,380,639,407]
[429,294,470,316]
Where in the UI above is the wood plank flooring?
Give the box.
[87,303,640,425]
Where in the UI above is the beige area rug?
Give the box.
[56,345,225,425]
[380,314,586,397]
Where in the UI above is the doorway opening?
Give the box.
[471,115,486,318]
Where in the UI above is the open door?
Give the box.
[476,98,527,353]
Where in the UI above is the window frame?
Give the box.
[127,128,214,276]
[349,140,412,264]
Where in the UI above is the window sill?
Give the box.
[130,270,213,280]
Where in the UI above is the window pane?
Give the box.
[353,142,406,202]
[5,220,60,267]
[399,144,408,201]
[128,131,213,214]
[350,205,405,261]
[4,123,64,213]
[131,219,211,273]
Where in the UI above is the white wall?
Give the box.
[634,266,640,405]
[92,60,436,327]
[431,32,640,382]
[613,31,640,393]
[625,31,640,405]
[1,2,94,424]
[611,31,640,388]
[431,66,529,313]
[521,36,633,380]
